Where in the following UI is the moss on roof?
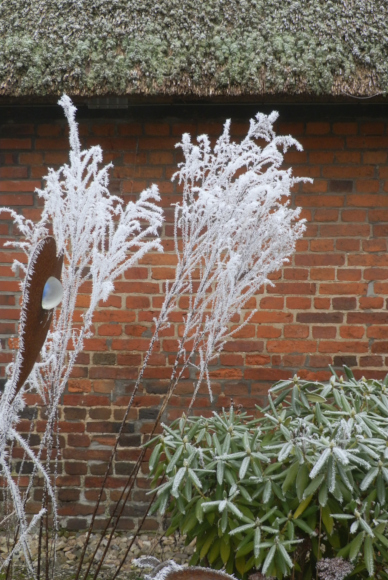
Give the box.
[0,0,387,99]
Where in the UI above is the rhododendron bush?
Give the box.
[148,368,388,579]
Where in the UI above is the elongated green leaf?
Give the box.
[318,482,328,507]
[171,467,186,498]
[349,532,364,562]
[235,556,246,576]
[188,468,202,488]
[228,501,244,519]
[315,402,325,426]
[294,495,313,519]
[359,518,374,538]
[292,385,301,416]
[322,505,334,535]
[337,464,353,491]
[269,380,293,394]
[306,393,326,403]
[340,393,352,413]
[182,511,199,534]
[254,526,261,559]
[299,388,310,409]
[343,365,355,380]
[199,529,217,559]
[333,388,342,408]
[222,433,231,454]
[377,473,386,505]
[239,456,250,480]
[263,480,272,503]
[262,544,276,576]
[176,495,186,514]
[236,537,254,558]
[303,473,325,498]
[220,538,231,565]
[272,482,285,501]
[375,530,388,549]
[213,433,222,455]
[268,394,278,418]
[208,538,220,564]
[229,522,255,536]
[296,463,310,501]
[282,461,300,493]
[166,445,184,474]
[329,365,339,379]
[364,535,374,576]
[337,543,351,559]
[149,443,162,472]
[294,518,316,537]
[195,499,204,523]
[184,476,192,502]
[273,388,292,406]
[217,460,225,486]
[221,508,228,534]
[225,467,236,488]
[278,542,293,568]
[360,467,378,491]
[287,520,295,541]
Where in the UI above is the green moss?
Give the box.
[0,0,387,97]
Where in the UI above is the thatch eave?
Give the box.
[1,0,388,102]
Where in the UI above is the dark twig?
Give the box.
[110,487,160,580]
[87,347,190,580]
[45,496,49,580]
[76,317,170,580]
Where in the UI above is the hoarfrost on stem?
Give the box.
[0,94,163,575]
[170,111,310,405]
[118,109,310,454]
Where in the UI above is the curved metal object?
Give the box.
[11,236,63,398]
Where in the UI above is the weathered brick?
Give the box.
[329,180,352,192]
[296,312,343,323]
[332,297,357,310]
[267,340,316,353]
[333,355,357,367]
[312,326,336,339]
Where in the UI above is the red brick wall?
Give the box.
[1,105,388,529]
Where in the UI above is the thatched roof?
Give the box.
[0,0,387,101]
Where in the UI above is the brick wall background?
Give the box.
[1,103,388,530]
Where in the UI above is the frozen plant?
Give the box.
[169,111,309,407]
[116,110,309,422]
[0,95,163,576]
[81,111,311,579]
[148,369,388,578]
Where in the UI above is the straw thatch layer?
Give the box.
[0,0,387,99]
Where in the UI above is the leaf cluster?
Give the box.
[147,367,388,579]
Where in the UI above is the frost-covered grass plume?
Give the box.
[0,95,163,576]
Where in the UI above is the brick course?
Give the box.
[1,104,388,529]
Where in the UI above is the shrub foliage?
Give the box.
[147,367,388,579]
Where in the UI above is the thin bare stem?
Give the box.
[110,487,160,580]
[37,503,44,580]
